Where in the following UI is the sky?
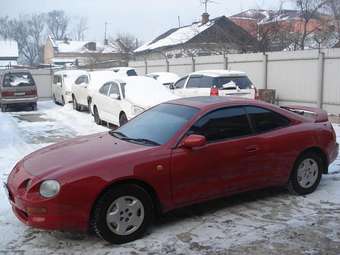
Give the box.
[0,0,293,43]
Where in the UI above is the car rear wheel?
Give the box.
[92,184,154,244]
[62,96,65,106]
[93,106,102,125]
[53,94,58,105]
[288,152,322,195]
[119,113,128,126]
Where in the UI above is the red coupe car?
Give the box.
[4,97,338,244]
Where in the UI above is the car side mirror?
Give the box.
[181,135,206,149]
[110,93,120,100]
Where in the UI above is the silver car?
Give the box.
[0,70,38,112]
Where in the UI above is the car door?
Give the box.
[107,82,122,125]
[171,106,259,206]
[96,83,111,122]
[172,76,188,97]
[244,106,292,185]
[74,75,89,106]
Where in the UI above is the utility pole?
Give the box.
[104,22,108,41]
[178,16,181,28]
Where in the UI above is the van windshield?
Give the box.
[3,72,35,87]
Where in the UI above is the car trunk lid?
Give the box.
[282,105,328,123]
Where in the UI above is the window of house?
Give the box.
[174,76,187,89]
[245,106,290,133]
[99,83,111,95]
[189,107,252,142]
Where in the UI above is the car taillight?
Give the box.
[1,91,15,97]
[210,86,219,96]
[26,90,37,96]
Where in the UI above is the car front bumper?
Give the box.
[5,166,88,232]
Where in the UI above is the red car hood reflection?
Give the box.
[23,132,148,177]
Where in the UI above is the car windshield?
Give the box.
[111,103,199,145]
[3,72,35,87]
[214,76,252,89]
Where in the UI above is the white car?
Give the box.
[52,70,87,105]
[91,76,178,126]
[172,70,257,99]
[110,67,138,77]
[71,70,117,112]
[146,72,180,88]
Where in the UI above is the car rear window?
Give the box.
[127,70,138,76]
[214,76,252,89]
[186,76,214,88]
[3,72,35,87]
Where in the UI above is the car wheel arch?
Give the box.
[293,147,328,175]
[89,178,162,230]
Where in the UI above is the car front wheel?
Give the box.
[92,184,154,244]
[288,152,323,195]
[119,113,128,126]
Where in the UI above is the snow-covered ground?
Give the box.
[1,101,340,255]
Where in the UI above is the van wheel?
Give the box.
[288,152,323,195]
[53,95,58,105]
[1,104,6,112]
[119,113,128,126]
[62,96,65,106]
[93,106,102,125]
[92,184,154,244]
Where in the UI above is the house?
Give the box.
[0,41,19,68]
[43,36,129,68]
[230,9,336,51]
[134,13,258,60]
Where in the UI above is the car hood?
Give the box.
[22,132,149,177]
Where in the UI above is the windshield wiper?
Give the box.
[121,137,160,146]
[109,130,127,139]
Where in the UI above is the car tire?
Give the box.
[92,184,154,244]
[93,106,102,125]
[1,104,6,112]
[73,97,80,111]
[88,98,92,114]
[53,95,58,105]
[119,112,128,126]
[62,96,65,106]
[31,103,37,111]
[288,152,323,195]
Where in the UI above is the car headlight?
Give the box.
[132,105,145,115]
[39,180,60,198]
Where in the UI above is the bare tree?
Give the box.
[324,0,340,35]
[73,17,88,41]
[294,0,330,49]
[46,10,69,40]
[114,32,142,53]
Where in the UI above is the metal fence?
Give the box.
[129,48,340,115]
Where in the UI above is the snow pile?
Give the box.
[124,77,178,108]
[135,21,215,53]
[147,72,180,85]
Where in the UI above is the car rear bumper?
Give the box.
[1,97,38,105]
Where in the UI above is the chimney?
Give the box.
[202,13,210,25]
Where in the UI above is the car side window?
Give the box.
[109,83,120,96]
[174,76,187,89]
[245,106,290,133]
[189,107,252,142]
[99,83,111,95]
[53,75,61,84]
[75,75,88,85]
[187,76,213,88]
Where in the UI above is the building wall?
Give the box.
[43,39,55,64]
[129,48,340,114]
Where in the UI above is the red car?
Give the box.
[4,97,338,244]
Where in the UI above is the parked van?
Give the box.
[0,70,38,112]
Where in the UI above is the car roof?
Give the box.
[191,70,247,77]
[54,69,87,76]
[167,96,269,110]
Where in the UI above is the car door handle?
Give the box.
[246,145,259,153]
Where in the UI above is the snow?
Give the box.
[146,72,180,85]
[123,77,178,108]
[135,21,215,53]
[88,70,117,95]
[1,102,340,254]
[0,40,18,58]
